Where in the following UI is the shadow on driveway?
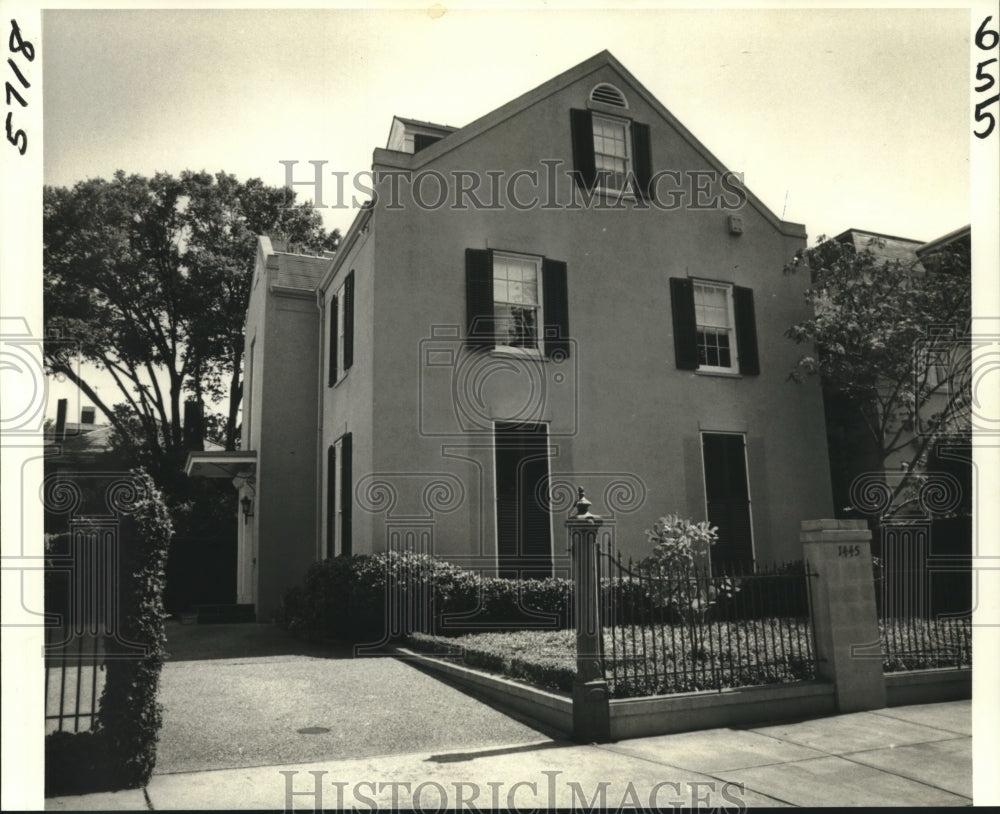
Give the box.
[164,620,354,662]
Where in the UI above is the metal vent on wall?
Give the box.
[590,83,627,108]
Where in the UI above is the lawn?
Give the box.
[407,620,818,699]
[408,615,972,698]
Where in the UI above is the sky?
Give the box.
[43,7,970,242]
[34,5,976,418]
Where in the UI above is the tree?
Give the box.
[784,233,971,519]
[44,170,340,483]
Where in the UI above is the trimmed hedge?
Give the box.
[45,469,172,797]
[278,552,572,643]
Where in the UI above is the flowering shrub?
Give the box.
[641,514,718,571]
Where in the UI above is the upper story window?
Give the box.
[492,252,542,351]
[592,114,631,194]
[670,277,760,376]
[570,108,652,199]
[327,270,355,386]
[693,281,736,372]
[465,249,570,360]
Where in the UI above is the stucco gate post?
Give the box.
[567,488,611,743]
[801,519,887,712]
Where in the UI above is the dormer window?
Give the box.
[590,83,627,109]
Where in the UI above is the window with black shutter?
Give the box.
[343,271,355,372]
[569,108,653,198]
[669,277,760,375]
[326,444,337,558]
[340,432,352,557]
[327,295,338,387]
[465,249,570,359]
[494,422,552,579]
[326,433,353,557]
[701,432,754,572]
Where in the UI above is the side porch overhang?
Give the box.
[184,450,257,486]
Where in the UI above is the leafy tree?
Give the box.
[44,170,340,483]
[784,234,971,519]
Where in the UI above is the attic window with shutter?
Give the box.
[590,83,628,108]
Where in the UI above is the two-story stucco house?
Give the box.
[188,51,833,620]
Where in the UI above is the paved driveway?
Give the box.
[155,622,551,774]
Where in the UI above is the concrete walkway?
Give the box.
[47,699,973,809]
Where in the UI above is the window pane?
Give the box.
[495,304,538,349]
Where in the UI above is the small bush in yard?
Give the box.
[279,552,573,642]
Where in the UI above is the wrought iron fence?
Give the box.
[44,625,106,733]
[599,553,819,698]
[874,562,972,672]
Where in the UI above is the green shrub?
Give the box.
[44,469,172,797]
[279,552,573,642]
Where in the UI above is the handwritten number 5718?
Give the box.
[5,18,32,155]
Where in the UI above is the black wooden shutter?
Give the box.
[495,423,552,579]
[340,432,352,557]
[733,286,760,375]
[465,248,494,349]
[702,433,753,572]
[630,122,653,200]
[327,295,338,386]
[569,109,596,191]
[670,277,699,370]
[343,272,355,371]
[326,445,336,558]
[541,258,570,359]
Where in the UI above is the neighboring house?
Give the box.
[825,226,971,514]
[188,50,834,620]
[819,226,971,619]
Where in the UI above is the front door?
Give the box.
[494,422,552,578]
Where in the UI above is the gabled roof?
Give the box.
[372,50,805,238]
[917,224,970,258]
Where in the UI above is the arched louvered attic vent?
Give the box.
[590,83,627,108]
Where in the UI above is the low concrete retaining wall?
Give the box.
[610,681,836,741]
[885,668,971,707]
[394,648,573,737]
[396,647,838,743]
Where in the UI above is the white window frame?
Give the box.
[591,113,632,196]
[693,280,739,374]
[492,251,544,356]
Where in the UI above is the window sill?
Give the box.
[694,368,743,379]
[490,346,544,360]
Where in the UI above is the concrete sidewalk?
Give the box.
[46,699,972,809]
